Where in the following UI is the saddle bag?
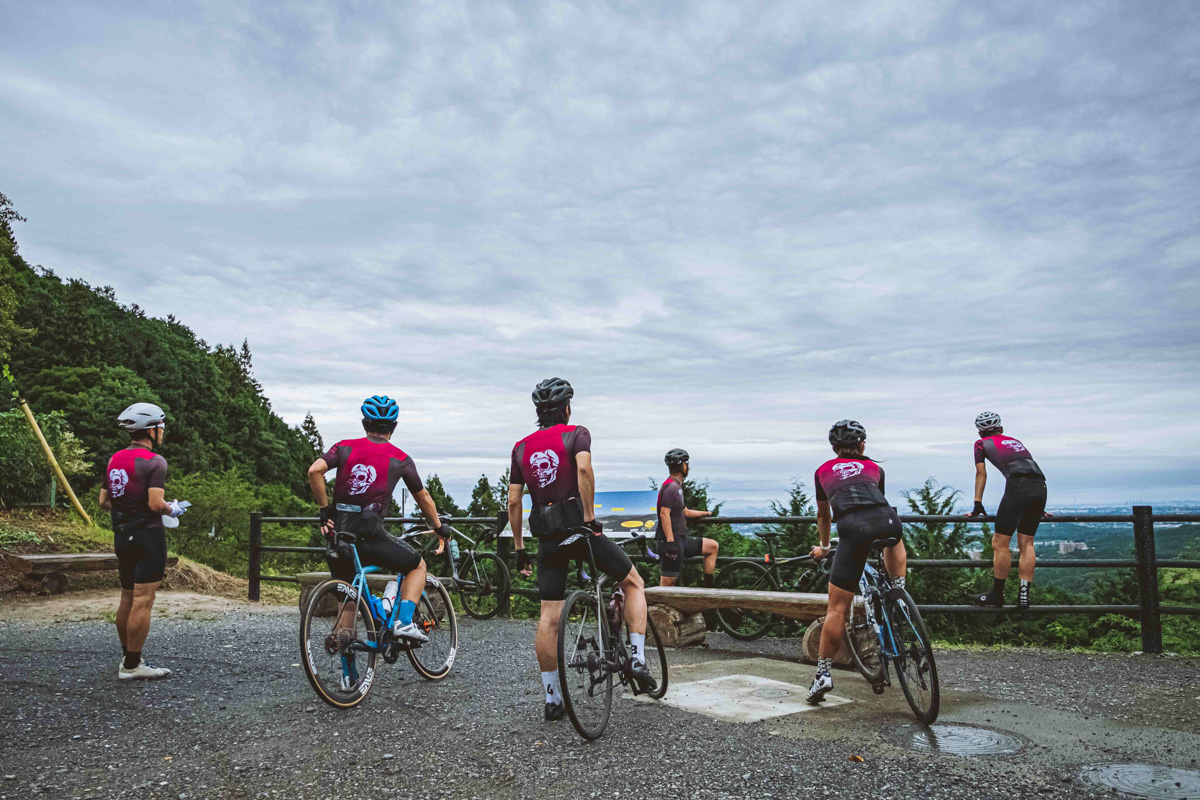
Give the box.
[528,496,585,537]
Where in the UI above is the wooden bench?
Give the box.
[3,553,180,594]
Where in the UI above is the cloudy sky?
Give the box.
[3,1,1198,509]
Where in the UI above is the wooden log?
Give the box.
[800,616,881,668]
[648,604,707,648]
[644,586,859,623]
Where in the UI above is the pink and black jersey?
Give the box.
[105,445,168,527]
[657,478,687,540]
[974,435,1044,481]
[321,437,424,514]
[814,458,888,521]
[510,424,592,507]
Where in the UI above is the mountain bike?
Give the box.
[401,525,511,620]
[558,532,669,740]
[713,532,832,640]
[299,531,458,709]
[840,538,940,723]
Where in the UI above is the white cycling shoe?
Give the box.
[119,660,172,680]
[392,621,429,644]
[806,672,833,704]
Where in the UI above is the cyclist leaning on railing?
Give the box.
[306,395,451,650]
[507,377,657,722]
[806,420,908,704]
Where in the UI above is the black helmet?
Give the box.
[829,419,867,445]
[532,377,573,412]
[665,448,689,469]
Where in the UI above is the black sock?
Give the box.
[991,577,1006,597]
[124,651,141,669]
[703,573,715,588]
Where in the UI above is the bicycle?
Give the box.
[558,532,669,740]
[839,538,940,723]
[299,530,459,709]
[713,531,832,640]
[401,525,511,620]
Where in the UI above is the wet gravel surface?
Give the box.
[2,607,1197,800]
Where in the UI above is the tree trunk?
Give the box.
[648,604,707,647]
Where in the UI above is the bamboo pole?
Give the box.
[18,398,93,526]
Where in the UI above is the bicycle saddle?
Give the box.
[871,535,902,550]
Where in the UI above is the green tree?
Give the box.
[0,191,26,253]
[467,474,503,518]
[900,478,979,603]
[761,477,817,554]
[301,412,324,455]
[423,474,461,519]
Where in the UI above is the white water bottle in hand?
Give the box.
[382,580,399,615]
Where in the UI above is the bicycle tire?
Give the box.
[458,551,510,620]
[887,587,940,724]
[713,560,780,641]
[845,595,885,685]
[406,576,458,680]
[558,588,613,740]
[300,579,379,709]
[643,611,669,700]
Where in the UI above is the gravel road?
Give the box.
[2,600,1198,800]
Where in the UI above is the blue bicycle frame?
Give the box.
[336,540,411,681]
[859,560,901,661]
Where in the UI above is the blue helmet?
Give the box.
[361,395,399,421]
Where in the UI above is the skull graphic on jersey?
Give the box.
[109,468,129,497]
[1001,439,1026,452]
[347,463,377,495]
[832,461,864,480]
[530,450,559,488]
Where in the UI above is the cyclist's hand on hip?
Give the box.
[319,505,336,537]
[516,548,533,576]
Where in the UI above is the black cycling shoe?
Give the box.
[973,592,1004,607]
[630,662,658,695]
[544,701,565,722]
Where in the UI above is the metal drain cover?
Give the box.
[1079,764,1200,799]
[751,687,793,699]
[886,723,1023,756]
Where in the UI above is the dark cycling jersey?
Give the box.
[656,478,687,540]
[320,437,424,514]
[510,424,591,506]
[814,458,888,521]
[105,445,168,528]
[974,435,1044,480]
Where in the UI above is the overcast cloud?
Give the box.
[3,1,1198,508]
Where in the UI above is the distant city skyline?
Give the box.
[2,1,1197,509]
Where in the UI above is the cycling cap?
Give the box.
[117,403,166,431]
[665,448,690,468]
[361,395,399,421]
[532,377,573,411]
[974,411,1002,431]
[828,419,867,444]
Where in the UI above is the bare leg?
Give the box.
[399,558,427,603]
[1017,534,1036,582]
[659,574,678,587]
[621,567,647,635]
[992,534,1013,581]
[702,537,719,576]
[536,600,563,671]
[883,540,907,581]
[819,586,855,659]
[116,588,134,651]
[126,581,160,654]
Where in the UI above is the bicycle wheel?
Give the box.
[713,560,780,640]
[558,589,613,740]
[458,551,510,620]
[886,588,940,724]
[844,595,884,684]
[640,611,669,700]
[406,576,458,680]
[300,579,379,709]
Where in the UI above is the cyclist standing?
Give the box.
[99,403,188,680]
[307,395,450,652]
[965,412,1048,609]
[807,420,906,704]
[656,449,716,587]
[507,378,656,721]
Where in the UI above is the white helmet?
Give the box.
[974,411,1002,431]
[117,402,166,431]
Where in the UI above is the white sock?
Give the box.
[541,670,562,705]
[893,576,906,590]
[629,632,646,666]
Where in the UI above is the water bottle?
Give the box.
[607,587,625,630]
[449,538,460,563]
[382,580,399,615]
